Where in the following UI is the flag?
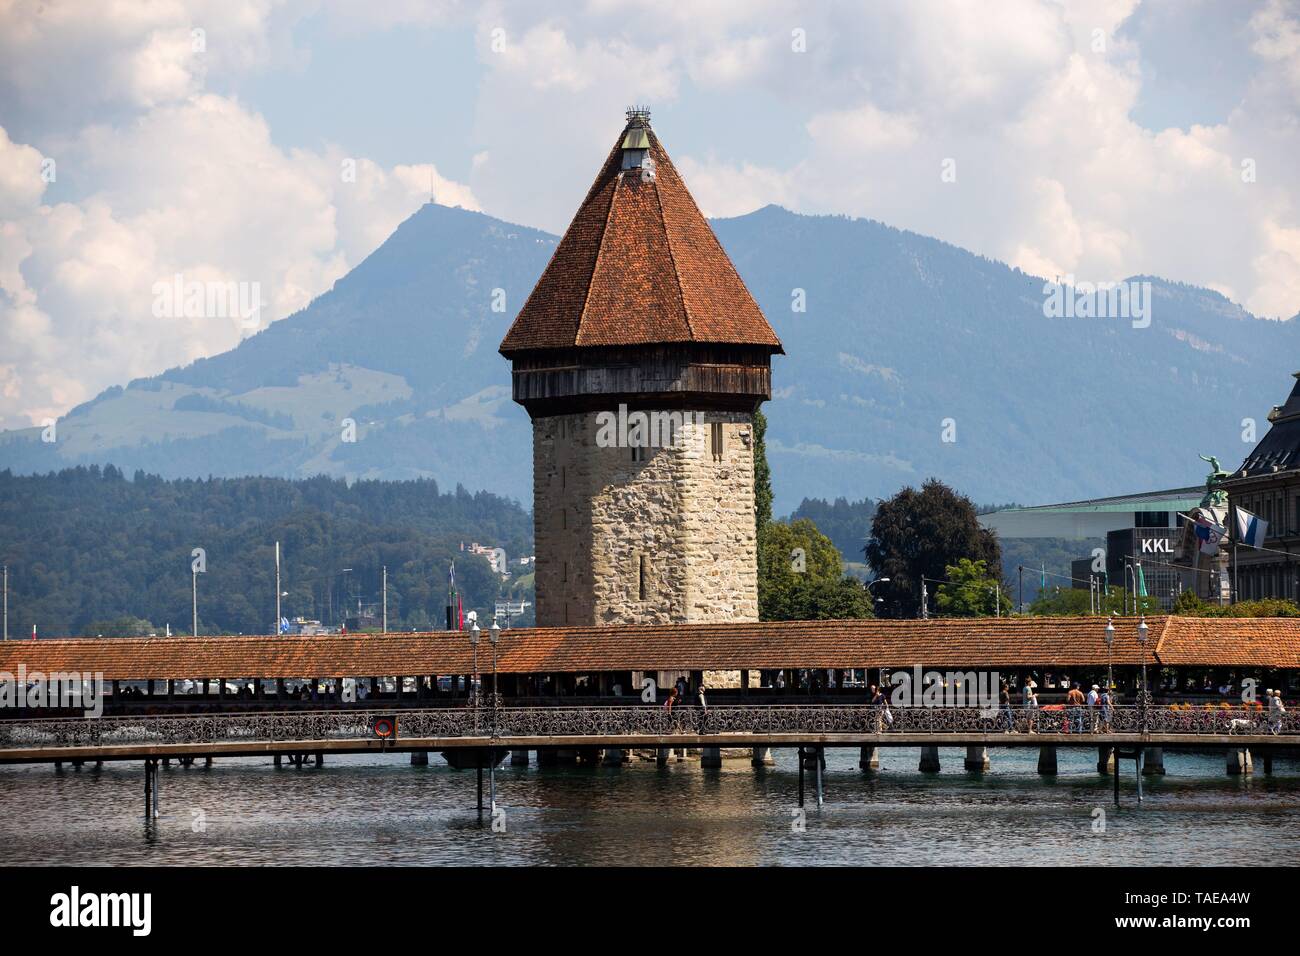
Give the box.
[1236,507,1268,549]
[1136,563,1148,597]
[1182,512,1225,556]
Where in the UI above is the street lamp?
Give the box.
[489,619,501,733]
[867,576,890,610]
[1104,614,1115,727]
[469,621,481,734]
[1137,614,1150,733]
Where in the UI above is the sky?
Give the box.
[2,0,1300,428]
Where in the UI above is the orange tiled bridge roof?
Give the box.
[0,617,1297,680]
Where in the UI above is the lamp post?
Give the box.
[1137,614,1150,734]
[489,619,500,817]
[1104,613,1115,692]
[489,619,501,733]
[469,621,481,735]
[866,576,890,613]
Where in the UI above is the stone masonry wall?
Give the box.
[532,409,759,629]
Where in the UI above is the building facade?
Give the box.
[499,110,783,628]
[1223,372,1300,602]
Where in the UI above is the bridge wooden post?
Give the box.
[273,755,282,769]
[144,759,159,820]
[1142,747,1165,775]
[510,749,529,767]
[751,746,774,767]
[797,747,805,808]
[1263,750,1274,775]
[814,746,825,808]
[700,747,722,768]
[656,748,670,766]
[410,751,429,766]
[858,746,879,772]
[1097,746,1115,774]
[1226,748,1253,775]
[1037,745,1057,775]
[918,746,941,772]
[964,745,989,772]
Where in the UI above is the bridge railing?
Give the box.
[0,704,1294,751]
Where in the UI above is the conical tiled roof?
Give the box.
[500,111,783,355]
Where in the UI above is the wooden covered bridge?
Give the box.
[1,615,1297,817]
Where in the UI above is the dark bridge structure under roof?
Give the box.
[3,616,1298,680]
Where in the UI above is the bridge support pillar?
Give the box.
[918,746,941,773]
[858,746,879,772]
[203,757,211,769]
[510,749,530,767]
[536,749,558,767]
[314,752,324,768]
[1263,751,1273,775]
[1227,748,1253,775]
[273,755,282,769]
[751,746,775,767]
[410,751,428,766]
[554,749,578,764]
[1142,747,1165,775]
[1037,745,1058,775]
[1097,746,1115,774]
[602,748,628,766]
[964,745,989,772]
[656,748,670,766]
[700,746,722,768]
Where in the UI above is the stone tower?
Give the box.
[500,108,783,628]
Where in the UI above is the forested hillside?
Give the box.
[0,467,534,637]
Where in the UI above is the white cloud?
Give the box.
[0,91,476,427]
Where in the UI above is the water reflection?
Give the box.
[2,747,1296,866]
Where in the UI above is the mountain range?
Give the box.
[2,201,1296,517]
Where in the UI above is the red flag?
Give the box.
[457,595,463,631]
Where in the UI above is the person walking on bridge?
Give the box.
[1269,689,1286,735]
[1086,684,1101,732]
[1000,683,1016,733]
[697,684,709,735]
[1066,683,1086,734]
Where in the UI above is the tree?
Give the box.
[758,519,872,621]
[1028,586,1160,616]
[865,479,1003,618]
[1169,590,1300,618]
[935,558,1011,617]
[753,409,773,532]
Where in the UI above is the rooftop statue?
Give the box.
[1199,454,1230,508]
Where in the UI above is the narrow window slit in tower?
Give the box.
[710,422,724,461]
[638,554,647,601]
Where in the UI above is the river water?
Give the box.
[3,747,1297,866]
